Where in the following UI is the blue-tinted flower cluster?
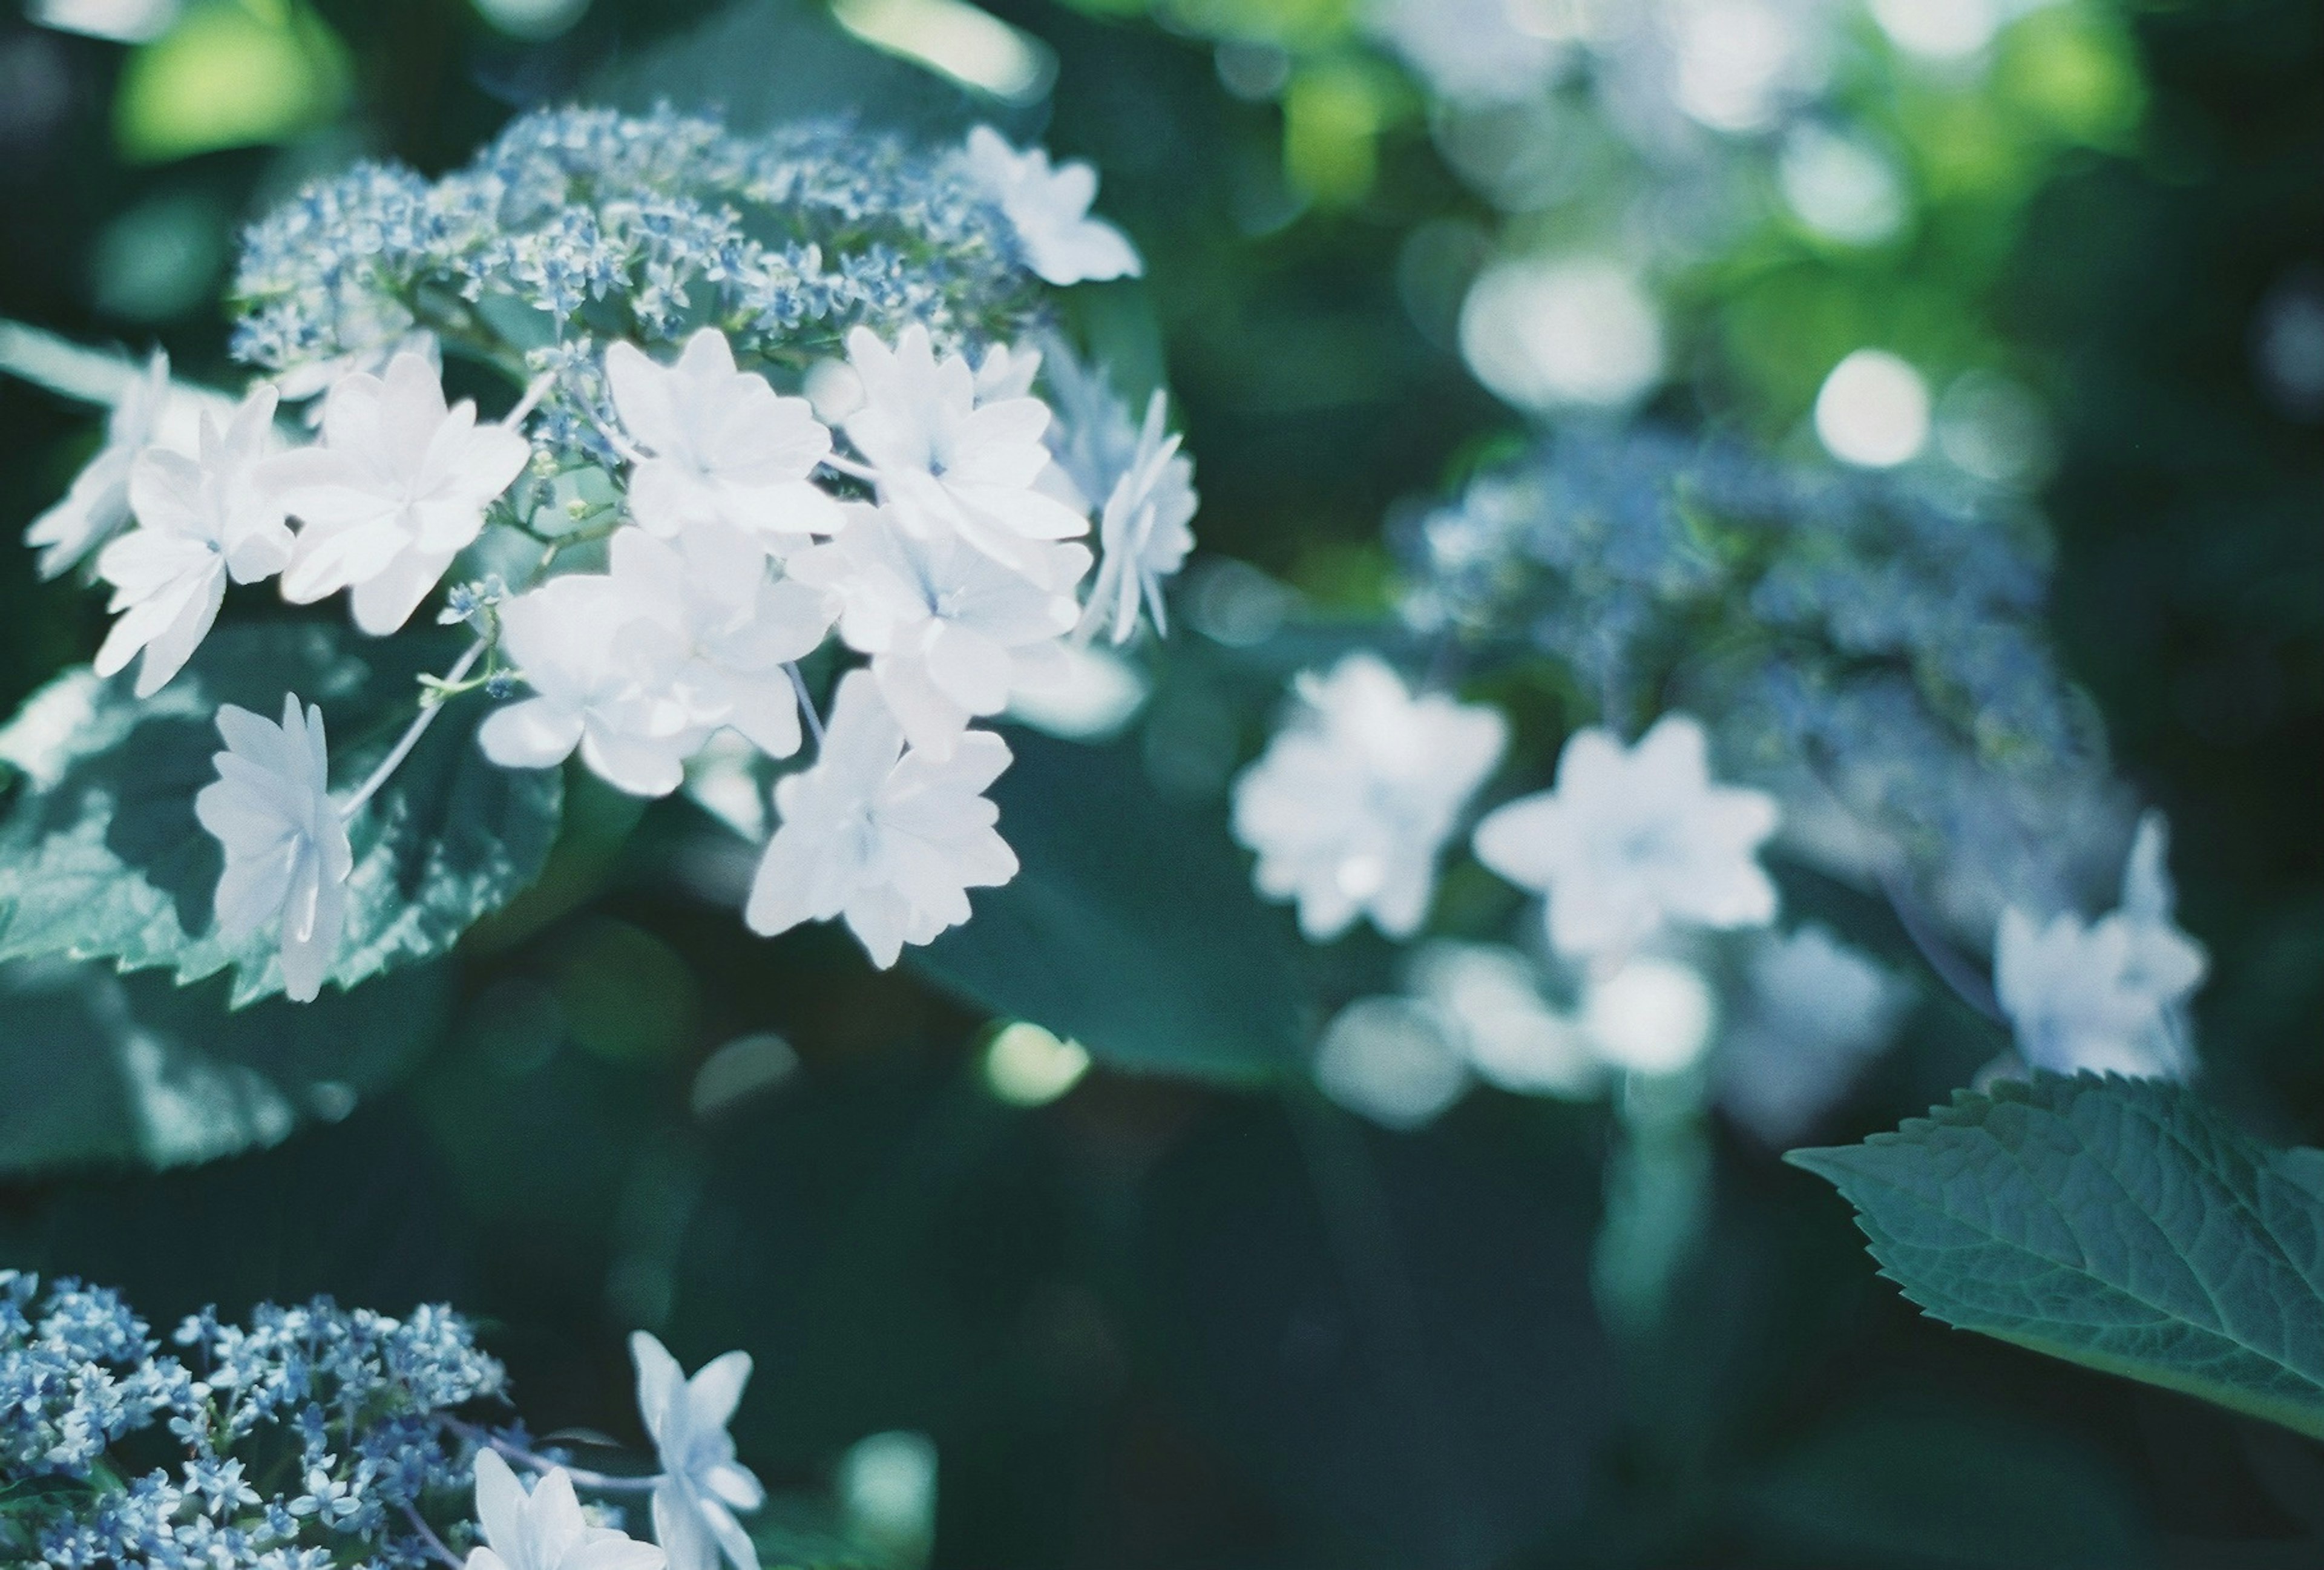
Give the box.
[2,1272,508,1570]
[229,105,1042,468]
[1397,427,2133,936]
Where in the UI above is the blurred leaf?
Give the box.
[0,954,450,1176]
[114,0,352,164]
[0,623,562,1005]
[750,1496,907,1570]
[910,729,1304,1084]
[1790,1073,2324,1440]
[1744,1402,2154,1568]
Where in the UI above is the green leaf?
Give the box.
[0,954,451,1175]
[1789,1073,2324,1439]
[0,622,561,1005]
[908,729,1304,1084]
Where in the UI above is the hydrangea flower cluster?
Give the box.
[24,107,1192,994]
[1,1273,780,1570]
[1230,425,2205,1135]
[1,1270,505,1568]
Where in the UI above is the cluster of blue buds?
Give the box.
[1396,427,2133,936]
[2,1272,508,1569]
[229,105,1042,471]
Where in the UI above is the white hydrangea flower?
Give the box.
[960,126,1143,287]
[1472,714,1780,962]
[192,694,353,1003]
[93,385,294,698]
[468,1450,665,1570]
[790,504,1086,758]
[1076,390,1196,646]
[605,523,835,759]
[744,672,1019,968]
[25,349,171,579]
[630,1333,764,1570]
[1994,812,2206,1079]
[1409,941,1598,1098]
[606,328,839,553]
[479,573,707,797]
[842,326,1089,577]
[973,341,1043,402]
[268,351,531,634]
[1231,654,1507,941]
[1718,924,1908,1146]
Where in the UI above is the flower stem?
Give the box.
[400,1502,466,1570]
[340,640,486,820]
[787,662,826,747]
[441,1417,666,1494]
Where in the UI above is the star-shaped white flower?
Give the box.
[961,126,1143,287]
[1076,390,1196,646]
[1231,654,1508,941]
[468,1451,665,1570]
[790,504,1085,758]
[268,352,531,634]
[744,672,1019,968]
[193,694,353,1003]
[1471,714,1780,961]
[842,326,1089,578]
[606,329,839,553]
[630,1333,764,1570]
[26,350,172,579]
[479,573,708,797]
[604,522,835,759]
[93,385,294,698]
[1994,812,2207,1078]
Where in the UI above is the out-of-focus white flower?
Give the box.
[1459,258,1666,412]
[1077,391,1196,646]
[1814,349,1929,468]
[1232,654,1508,941]
[961,126,1142,287]
[1718,924,1908,1146]
[790,505,1085,758]
[94,386,294,698]
[606,329,839,553]
[842,326,1089,577]
[1313,995,1472,1131]
[480,573,707,796]
[973,341,1043,403]
[268,352,530,634]
[193,694,352,1003]
[467,1450,666,1570]
[25,349,171,579]
[1409,941,1600,1097]
[1034,338,1140,517]
[744,672,1018,968]
[1994,813,2206,1079]
[630,1333,764,1570]
[1581,956,1719,1076]
[605,524,835,759]
[1472,714,1780,961]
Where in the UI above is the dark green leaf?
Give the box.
[909,729,1304,1083]
[0,955,451,1175]
[0,622,561,1004]
[1790,1073,2324,1439]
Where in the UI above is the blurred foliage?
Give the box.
[0,0,2318,1566]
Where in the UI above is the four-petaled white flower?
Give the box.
[1077,390,1196,646]
[631,1333,765,1570]
[606,329,839,553]
[1472,714,1779,961]
[480,573,708,796]
[1232,654,1508,941]
[193,694,353,1003]
[467,1451,665,1570]
[792,505,1086,757]
[1994,812,2207,1079]
[604,523,835,758]
[842,326,1088,577]
[27,350,172,579]
[745,672,1018,967]
[94,385,294,698]
[268,351,530,634]
[961,126,1143,287]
